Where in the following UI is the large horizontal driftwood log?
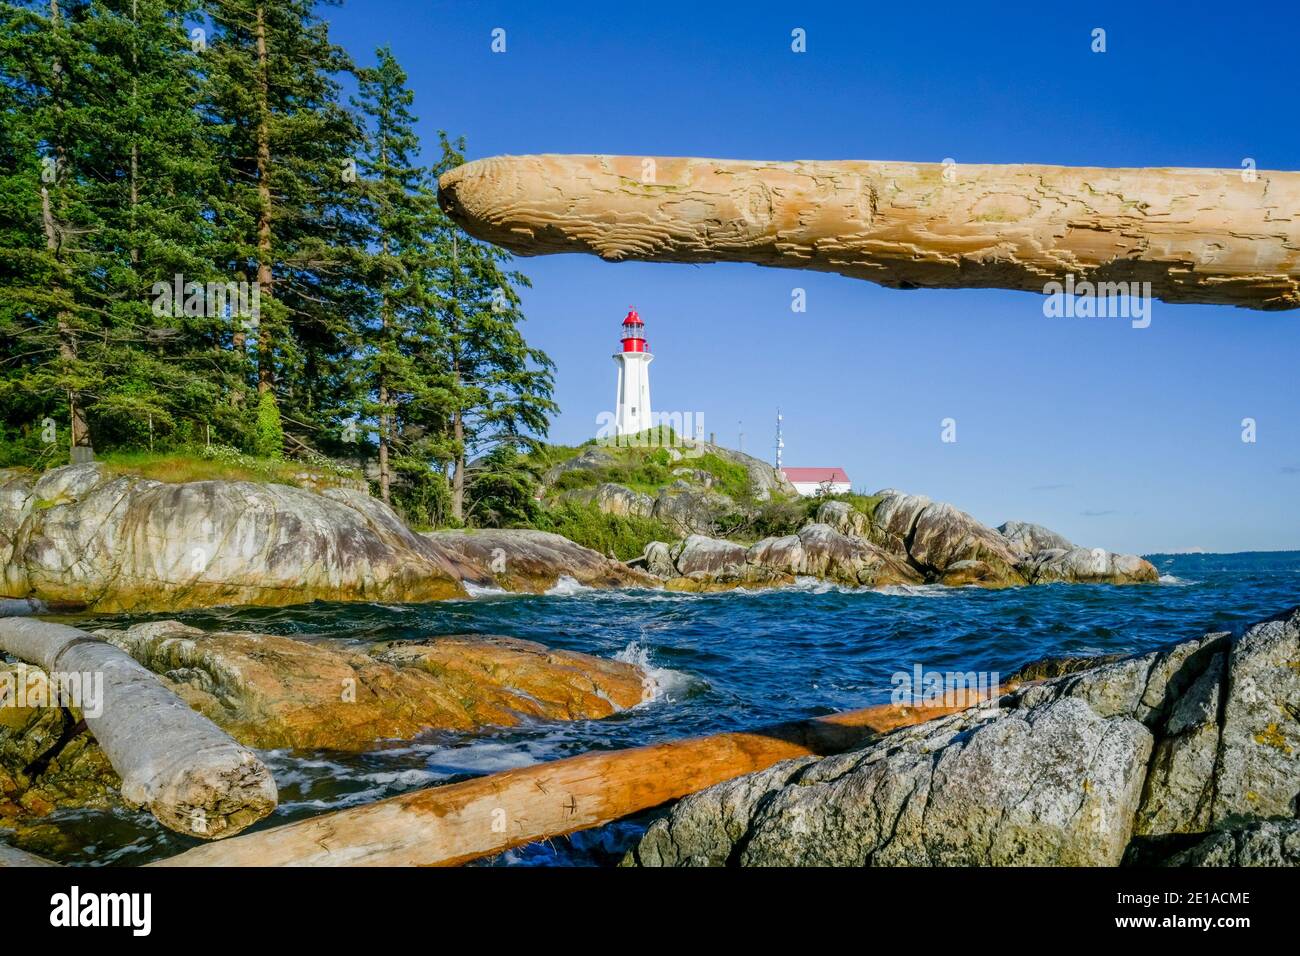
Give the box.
[0,598,46,617]
[0,619,277,839]
[438,154,1300,310]
[0,842,58,866]
[154,686,1005,866]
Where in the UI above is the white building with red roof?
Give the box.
[781,467,852,497]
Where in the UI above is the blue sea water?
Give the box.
[43,551,1300,865]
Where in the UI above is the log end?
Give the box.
[143,747,278,841]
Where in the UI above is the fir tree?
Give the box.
[426,134,557,523]
[201,0,365,456]
[351,45,439,504]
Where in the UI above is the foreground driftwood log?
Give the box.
[0,619,277,839]
[438,154,1300,310]
[0,842,57,866]
[0,598,45,617]
[155,687,1005,866]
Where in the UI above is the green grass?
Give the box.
[837,491,885,520]
[528,501,676,561]
[689,452,752,500]
[547,447,676,497]
[542,438,756,503]
[96,446,361,489]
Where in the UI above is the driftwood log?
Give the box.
[0,843,58,866]
[438,154,1300,310]
[154,686,1006,866]
[0,619,277,839]
[0,597,46,617]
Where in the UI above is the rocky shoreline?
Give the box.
[1,618,650,849]
[4,461,1277,870]
[635,493,1156,591]
[624,606,1300,867]
[1,463,1154,614]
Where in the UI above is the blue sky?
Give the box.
[325,1,1299,554]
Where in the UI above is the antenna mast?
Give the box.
[775,408,784,470]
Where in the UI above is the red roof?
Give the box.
[622,308,643,326]
[782,467,850,484]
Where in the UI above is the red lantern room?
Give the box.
[620,308,648,353]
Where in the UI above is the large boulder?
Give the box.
[1,662,120,828]
[653,482,736,535]
[867,494,1024,586]
[653,534,792,592]
[867,490,1155,587]
[693,443,797,501]
[671,535,748,576]
[815,500,872,539]
[1020,547,1158,585]
[0,621,651,847]
[787,523,923,587]
[103,621,648,750]
[557,482,655,519]
[540,446,617,486]
[868,491,931,554]
[1160,821,1300,866]
[423,528,655,592]
[0,464,468,612]
[998,520,1074,557]
[627,606,1300,867]
[636,541,677,578]
[593,482,655,518]
[653,526,921,591]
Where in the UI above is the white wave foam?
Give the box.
[544,575,593,596]
[789,575,860,594]
[613,640,693,705]
[462,581,512,598]
[1157,574,1196,586]
[874,583,953,598]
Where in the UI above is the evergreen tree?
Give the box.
[426,134,557,523]
[0,0,107,463]
[201,0,365,455]
[0,0,560,528]
[351,45,440,505]
[89,0,232,450]
[0,0,213,460]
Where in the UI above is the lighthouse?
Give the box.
[612,308,654,437]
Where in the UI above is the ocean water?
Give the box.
[34,551,1300,866]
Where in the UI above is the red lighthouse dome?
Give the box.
[620,308,648,353]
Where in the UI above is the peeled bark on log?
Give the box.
[154,685,1007,867]
[0,619,276,839]
[438,154,1300,310]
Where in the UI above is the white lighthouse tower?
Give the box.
[613,307,654,437]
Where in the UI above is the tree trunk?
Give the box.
[43,0,92,462]
[438,154,1300,311]
[377,381,390,504]
[128,0,139,270]
[0,619,277,840]
[377,183,391,504]
[254,2,274,392]
[451,403,464,522]
[153,683,1007,866]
